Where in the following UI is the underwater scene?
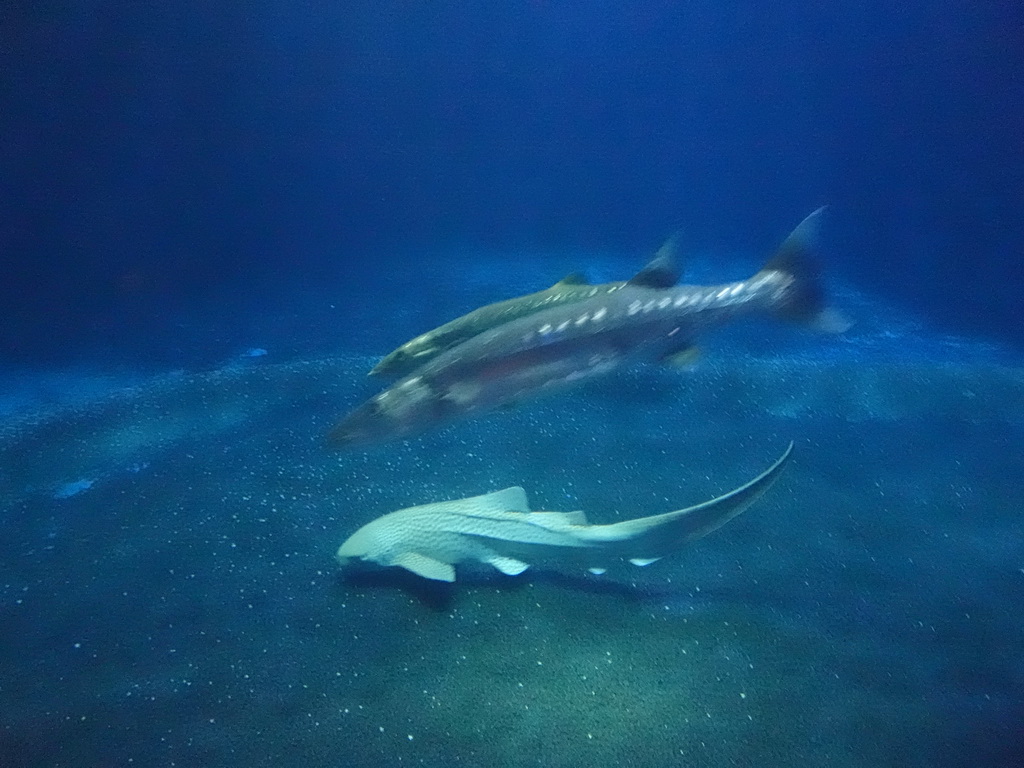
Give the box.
[2,2,1022,767]
[2,251,1022,767]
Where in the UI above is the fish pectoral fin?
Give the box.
[659,344,701,368]
[392,552,456,582]
[487,555,531,576]
[629,557,662,567]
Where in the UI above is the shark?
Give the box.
[369,235,681,378]
[336,442,793,582]
[327,208,845,449]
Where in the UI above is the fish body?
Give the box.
[328,209,841,449]
[336,442,792,582]
[369,238,680,378]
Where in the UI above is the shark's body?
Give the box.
[337,442,792,582]
[328,208,843,449]
[369,237,681,378]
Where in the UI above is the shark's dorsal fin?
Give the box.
[434,486,530,517]
[551,272,588,288]
[478,486,530,513]
[523,510,588,531]
[559,510,588,525]
[392,552,456,582]
[627,253,679,289]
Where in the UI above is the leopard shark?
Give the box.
[328,208,845,450]
[369,234,681,378]
[336,442,792,582]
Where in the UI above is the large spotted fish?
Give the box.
[328,208,844,449]
[368,235,681,378]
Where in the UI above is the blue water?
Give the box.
[1,249,1022,766]
[2,1,1023,765]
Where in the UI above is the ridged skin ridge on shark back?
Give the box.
[336,442,793,582]
[369,238,681,378]
[328,209,843,450]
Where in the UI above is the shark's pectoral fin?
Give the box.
[392,552,456,582]
[487,555,530,576]
[629,557,661,567]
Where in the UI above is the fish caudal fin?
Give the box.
[759,207,851,332]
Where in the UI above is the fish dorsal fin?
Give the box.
[392,552,456,582]
[487,554,530,576]
[654,231,684,268]
[627,253,679,289]
[551,272,588,288]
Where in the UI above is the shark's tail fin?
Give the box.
[583,442,794,561]
[757,207,851,333]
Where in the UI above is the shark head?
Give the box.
[336,509,460,582]
[336,521,382,566]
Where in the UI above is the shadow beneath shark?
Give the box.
[336,563,701,611]
[337,566,459,611]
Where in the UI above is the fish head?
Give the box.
[327,375,440,449]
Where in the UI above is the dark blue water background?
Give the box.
[1,3,1022,767]
[1,0,1022,368]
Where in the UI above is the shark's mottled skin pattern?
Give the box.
[328,209,838,449]
[336,443,792,582]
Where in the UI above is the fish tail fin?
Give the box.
[758,207,851,333]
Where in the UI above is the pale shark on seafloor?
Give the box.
[336,442,793,583]
[368,235,682,378]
